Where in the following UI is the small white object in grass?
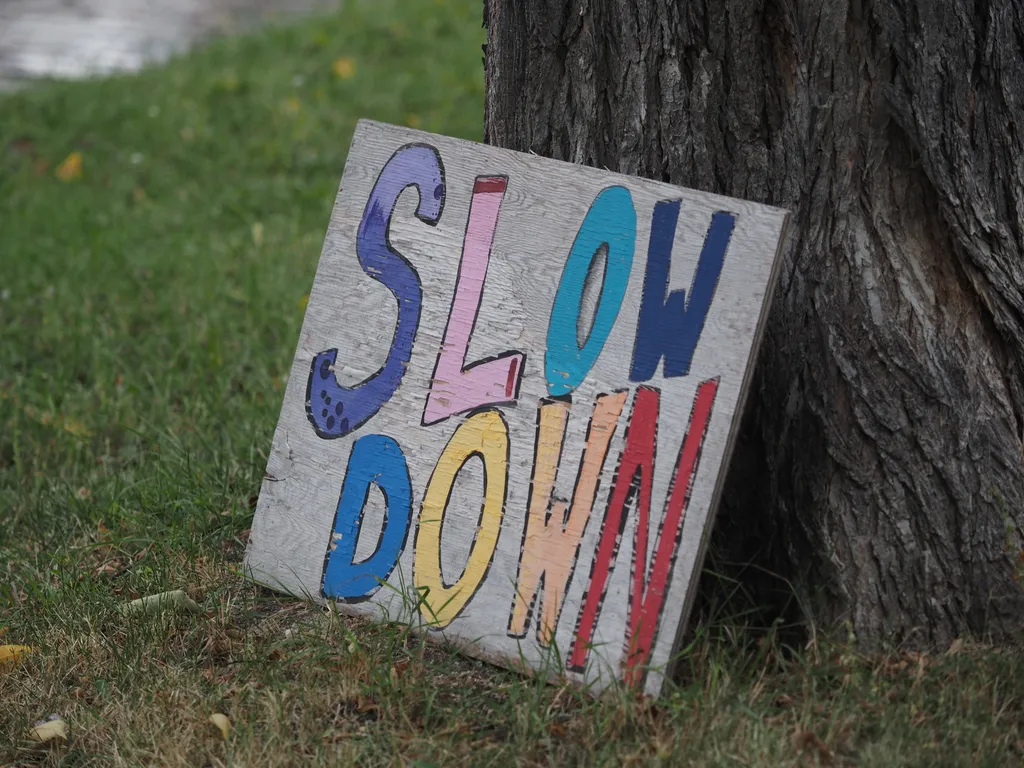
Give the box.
[123,590,202,616]
[209,713,231,740]
[29,714,68,743]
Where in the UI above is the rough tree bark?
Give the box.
[483,0,1024,646]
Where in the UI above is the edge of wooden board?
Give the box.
[659,210,794,695]
[353,118,792,221]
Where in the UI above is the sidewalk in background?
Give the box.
[0,0,338,88]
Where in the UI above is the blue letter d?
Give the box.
[321,434,412,601]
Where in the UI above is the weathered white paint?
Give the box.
[245,120,790,696]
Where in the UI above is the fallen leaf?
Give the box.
[94,560,123,577]
[63,417,90,437]
[0,627,7,638]
[55,152,83,181]
[0,644,34,670]
[356,697,379,714]
[123,590,202,616]
[218,73,240,92]
[333,57,355,79]
[914,654,928,683]
[209,713,231,739]
[29,715,68,743]
[946,638,965,656]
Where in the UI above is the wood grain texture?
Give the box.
[245,120,789,696]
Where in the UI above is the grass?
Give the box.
[1,0,1022,764]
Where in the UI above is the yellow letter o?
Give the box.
[415,410,508,628]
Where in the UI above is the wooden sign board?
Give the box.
[245,120,790,696]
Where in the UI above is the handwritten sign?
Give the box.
[245,120,790,695]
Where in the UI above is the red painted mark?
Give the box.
[568,378,719,689]
[473,176,508,195]
[505,357,519,398]
[623,377,718,688]
[569,387,659,671]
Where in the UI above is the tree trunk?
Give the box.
[482,0,1024,647]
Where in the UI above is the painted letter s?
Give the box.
[307,143,446,438]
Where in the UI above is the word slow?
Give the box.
[308,143,734,678]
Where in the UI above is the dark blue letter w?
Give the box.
[630,203,735,381]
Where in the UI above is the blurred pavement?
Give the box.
[0,0,338,87]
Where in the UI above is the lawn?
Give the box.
[1,0,1022,765]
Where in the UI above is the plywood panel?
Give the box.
[245,120,790,696]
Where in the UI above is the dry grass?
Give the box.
[3,542,1023,765]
